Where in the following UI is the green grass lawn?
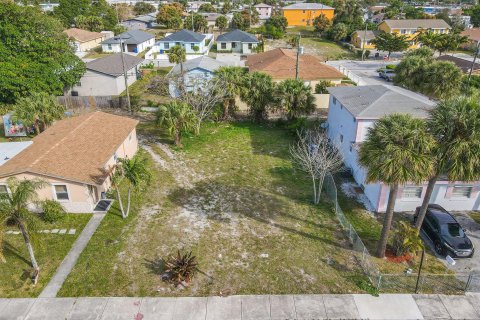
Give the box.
[83,52,113,59]
[126,67,172,106]
[1,214,92,297]
[59,121,372,297]
[469,212,480,225]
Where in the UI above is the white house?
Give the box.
[145,29,213,60]
[216,29,259,54]
[71,54,143,96]
[101,30,155,55]
[168,55,226,97]
[326,85,480,212]
[254,3,272,20]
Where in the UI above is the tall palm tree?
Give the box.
[415,95,480,231]
[168,45,186,74]
[359,114,435,258]
[274,79,315,120]
[113,155,152,219]
[0,178,46,283]
[213,66,247,119]
[240,72,275,122]
[156,100,198,147]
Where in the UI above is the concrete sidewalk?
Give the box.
[39,213,106,298]
[1,293,480,320]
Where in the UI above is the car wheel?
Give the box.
[434,241,444,256]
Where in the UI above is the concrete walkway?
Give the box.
[38,213,106,298]
[2,293,480,320]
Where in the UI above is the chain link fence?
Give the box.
[324,173,480,294]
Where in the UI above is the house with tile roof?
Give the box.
[351,30,379,49]
[378,19,451,48]
[0,112,139,213]
[64,28,105,52]
[145,29,214,60]
[101,30,155,54]
[71,54,144,96]
[326,85,480,212]
[216,29,259,54]
[282,3,334,26]
[245,48,344,88]
[461,28,480,50]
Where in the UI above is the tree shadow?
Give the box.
[143,258,166,275]
[3,240,30,266]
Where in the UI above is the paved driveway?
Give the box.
[326,60,398,85]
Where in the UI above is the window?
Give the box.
[401,29,406,34]
[340,134,343,143]
[107,44,112,50]
[452,186,473,198]
[303,10,306,13]
[402,186,423,199]
[54,185,69,201]
[190,43,195,49]
[164,42,170,49]
[231,42,237,48]
[175,42,180,46]
[221,42,226,49]
[248,43,252,49]
[76,82,81,87]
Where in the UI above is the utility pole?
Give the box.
[361,22,368,61]
[468,40,480,83]
[192,12,194,32]
[115,5,131,113]
[295,33,301,80]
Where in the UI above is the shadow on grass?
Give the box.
[3,241,31,266]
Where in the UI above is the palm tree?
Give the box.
[0,178,46,283]
[415,95,480,231]
[213,66,247,119]
[359,114,435,258]
[14,92,66,134]
[240,72,275,122]
[168,45,186,74]
[113,155,152,219]
[274,79,315,120]
[156,100,198,147]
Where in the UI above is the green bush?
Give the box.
[315,80,334,94]
[392,221,424,256]
[42,200,66,223]
[385,64,396,70]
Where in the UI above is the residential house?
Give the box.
[378,19,451,48]
[245,48,344,87]
[351,30,379,49]
[199,12,228,30]
[168,55,227,97]
[461,28,480,50]
[0,112,139,213]
[101,30,155,54]
[282,3,334,27]
[145,29,214,60]
[216,29,259,54]
[71,54,143,96]
[437,55,480,75]
[64,28,104,52]
[254,3,273,20]
[326,85,480,212]
[121,13,158,30]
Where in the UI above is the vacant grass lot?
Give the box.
[59,121,372,297]
[1,214,91,297]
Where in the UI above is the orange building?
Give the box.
[282,3,335,27]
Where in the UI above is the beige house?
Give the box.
[0,112,139,213]
[64,28,104,52]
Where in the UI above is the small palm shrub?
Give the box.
[315,80,334,94]
[392,221,424,256]
[165,250,198,284]
[42,200,66,223]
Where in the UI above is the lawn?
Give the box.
[126,67,172,106]
[59,121,370,297]
[83,52,113,59]
[1,214,92,297]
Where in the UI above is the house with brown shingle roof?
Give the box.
[461,28,480,50]
[0,112,139,213]
[64,28,105,52]
[245,48,344,89]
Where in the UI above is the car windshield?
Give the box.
[441,223,465,237]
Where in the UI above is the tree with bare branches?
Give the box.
[290,129,343,205]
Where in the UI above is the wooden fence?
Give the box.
[57,96,128,112]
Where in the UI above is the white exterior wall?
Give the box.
[218,41,257,53]
[155,39,206,54]
[102,38,155,54]
[255,6,272,19]
[72,66,138,96]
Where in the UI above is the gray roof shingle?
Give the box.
[170,56,226,74]
[327,85,435,119]
[126,13,157,23]
[382,19,451,29]
[158,29,206,43]
[352,30,379,41]
[101,30,154,45]
[283,3,334,10]
[86,53,144,77]
[217,29,259,43]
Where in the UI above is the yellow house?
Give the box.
[378,19,451,48]
[282,3,334,27]
[351,30,379,49]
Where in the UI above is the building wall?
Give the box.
[122,20,149,31]
[350,32,376,49]
[72,66,138,96]
[156,39,206,54]
[256,6,272,19]
[102,38,155,54]
[72,37,103,52]
[378,22,450,49]
[283,8,334,26]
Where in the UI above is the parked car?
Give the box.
[378,68,395,81]
[414,204,474,258]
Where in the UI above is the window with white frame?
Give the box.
[164,42,170,49]
[452,186,473,198]
[108,44,112,50]
[54,185,69,201]
[221,42,226,49]
[248,43,252,49]
[402,186,423,199]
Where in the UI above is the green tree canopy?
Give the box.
[133,2,156,15]
[274,79,315,120]
[313,14,332,33]
[185,14,208,32]
[198,3,216,12]
[232,9,258,30]
[0,3,85,104]
[328,22,348,41]
[168,45,186,73]
[156,101,198,147]
[372,32,409,57]
[240,72,275,122]
[157,3,184,28]
[215,15,228,32]
[214,66,248,118]
[266,16,288,33]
